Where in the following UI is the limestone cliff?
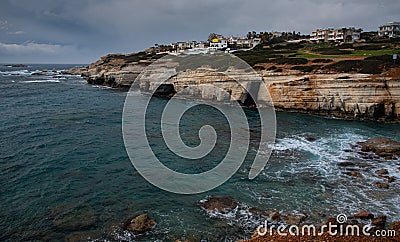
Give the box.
[65,53,400,122]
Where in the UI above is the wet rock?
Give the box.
[52,207,97,231]
[249,207,264,216]
[375,181,389,189]
[198,196,238,213]
[354,211,374,219]
[344,171,363,178]
[266,210,280,220]
[125,214,155,234]
[358,163,375,169]
[304,134,316,142]
[357,138,400,159]
[382,176,396,183]
[284,179,296,186]
[376,169,388,176]
[337,161,356,167]
[371,215,387,229]
[281,213,307,225]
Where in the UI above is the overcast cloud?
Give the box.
[0,0,398,63]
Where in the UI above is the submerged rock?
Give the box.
[197,196,239,213]
[125,214,155,234]
[344,171,363,178]
[52,207,97,231]
[304,134,316,142]
[357,138,400,159]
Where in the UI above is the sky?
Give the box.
[0,0,399,64]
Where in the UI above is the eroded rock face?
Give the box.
[267,75,400,122]
[197,196,239,213]
[125,214,155,234]
[67,52,400,122]
[357,138,400,159]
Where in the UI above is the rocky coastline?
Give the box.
[47,137,399,241]
[65,51,400,123]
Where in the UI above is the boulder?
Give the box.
[198,196,238,213]
[125,214,155,234]
[357,138,400,159]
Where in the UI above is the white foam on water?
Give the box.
[22,79,61,83]
[0,70,32,76]
[253,129,400,219]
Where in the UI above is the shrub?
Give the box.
[323,59,383,74]
[316,48,353,55]
[291,65,314,72]
[354,45,386,50]
[269,57,308,65]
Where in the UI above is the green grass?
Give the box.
[295,48,400,59]
[350,48,400,57]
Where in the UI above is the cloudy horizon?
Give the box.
[0,0,399,64]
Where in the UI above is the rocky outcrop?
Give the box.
[197,196,239,213]
[67,52,400,122]
[64,52,157,88]
[266,74,400,122]
[357,138,400,159]
[125,214,155,234]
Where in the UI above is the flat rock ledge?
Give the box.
[357,138,400,160]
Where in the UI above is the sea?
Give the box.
[0,64,399,241]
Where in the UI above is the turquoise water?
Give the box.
[1,65,399,241]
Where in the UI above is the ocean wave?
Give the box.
[22,79,61,83]
[0,70,31,76]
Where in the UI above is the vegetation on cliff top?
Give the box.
[235,41,399,74]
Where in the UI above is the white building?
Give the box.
[310,27,362,43]
[209,38,228,50]
[378,22,400,38]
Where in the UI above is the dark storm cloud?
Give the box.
[0,0,398,63]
